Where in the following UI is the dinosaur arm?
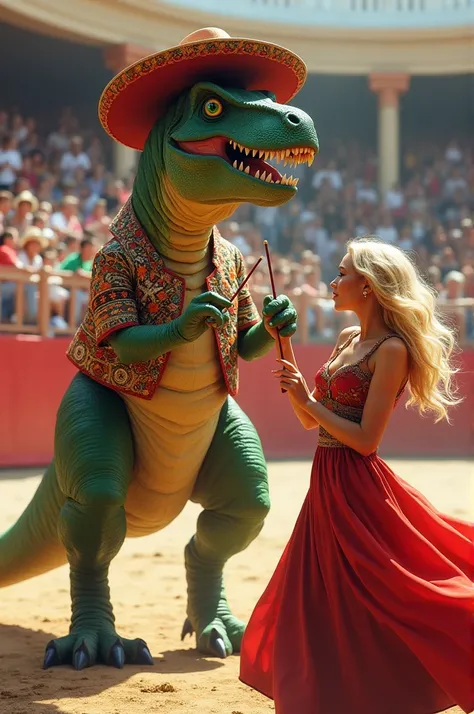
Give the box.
[108,321,187,365]
[238,321,274,361]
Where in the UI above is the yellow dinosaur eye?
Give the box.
[204,98,223,118]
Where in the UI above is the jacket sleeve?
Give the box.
[235,250,261,331]
[89,242,140,345]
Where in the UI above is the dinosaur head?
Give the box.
[136,82,318,211]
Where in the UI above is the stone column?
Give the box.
[103,43,155,178]
[369,73,410,196]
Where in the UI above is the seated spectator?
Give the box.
[376,211,398,244]
[0,134,22,191]
[59,236,97,274]
[50,196,83,239]
[17,227,47,269]
[0,190,13,227]
[0,228,19,267]
[32,210,55,244]
[60,136,91,182]
[438,270,466,341]
[7,189,38,234]
[83,198,112,241]
[60,236,97,323]
[0,228,21,321]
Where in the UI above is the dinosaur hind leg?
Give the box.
[45,372,153,671]
[184,396,269,658]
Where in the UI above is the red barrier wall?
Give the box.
[0,335,472,468]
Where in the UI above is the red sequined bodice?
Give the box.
[314,331,405,447]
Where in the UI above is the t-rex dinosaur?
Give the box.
[0,28,318,671]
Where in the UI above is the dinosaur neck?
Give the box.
[133,174,237,265]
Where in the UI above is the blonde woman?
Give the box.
[240,238,473,714]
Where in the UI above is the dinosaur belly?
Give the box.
[123,286,227,536]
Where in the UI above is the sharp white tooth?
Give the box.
[259,150,265,159]
[245,147,250,155]
[280,151,285,162]
[294,177,299,186]
[244,165,250,174]
[286,149,291,157]
[281,174,287,185]
[283,159,288,167]
[266,174,273,183]
[233,160,238,168]
[233,141,237,150]
[263,151,269,160]
[308,152,315,167]
[238,161,244,171]
[255,170,260,179]
[260,171,267,181]
[275,180,281,184]
[252,149,258,157]
[237,143,242,152]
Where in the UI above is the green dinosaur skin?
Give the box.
[0,83,318,670]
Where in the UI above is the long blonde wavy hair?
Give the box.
[347,237,461,422]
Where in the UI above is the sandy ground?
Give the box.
[0,459,471,714]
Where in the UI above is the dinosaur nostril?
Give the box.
[285,112,301,126]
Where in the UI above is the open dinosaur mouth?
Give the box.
[175,136,316,187]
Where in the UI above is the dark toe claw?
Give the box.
[110,641,125,669]
[209,629,227,659]
[181,617,194,641]
[136,645,154,666]
[73,643,90,671]
[43,645,58,670]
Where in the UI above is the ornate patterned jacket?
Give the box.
[67,199,260,399]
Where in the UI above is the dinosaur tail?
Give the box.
[0,461,67,588]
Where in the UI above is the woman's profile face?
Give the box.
[329,253,365,312]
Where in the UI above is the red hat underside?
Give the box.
[103,53,303,150]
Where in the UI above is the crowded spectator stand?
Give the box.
[0,108,473,344]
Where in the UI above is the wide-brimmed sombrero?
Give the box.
[99,27,307,151]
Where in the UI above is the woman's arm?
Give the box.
[278,337,319,430]
[301,338,408,455]
[277,327,360,431]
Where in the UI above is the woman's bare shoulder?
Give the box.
[335,325,360,347]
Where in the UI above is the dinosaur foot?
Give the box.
[43,630,154,670]
[180,608,246,660]
[181,618,227,659]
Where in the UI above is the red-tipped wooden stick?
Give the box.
[264,240,286,393]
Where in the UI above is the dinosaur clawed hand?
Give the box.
[42,630,154,670]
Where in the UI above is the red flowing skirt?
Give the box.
[240,447,474,714]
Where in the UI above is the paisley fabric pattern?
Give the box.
[67,199,260,399]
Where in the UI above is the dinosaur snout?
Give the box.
[283,111,303,127]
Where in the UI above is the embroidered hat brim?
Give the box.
[98,30,307,151]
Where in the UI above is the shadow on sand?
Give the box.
[0,623,224,714]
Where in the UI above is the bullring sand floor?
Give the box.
[0,459,471,714]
